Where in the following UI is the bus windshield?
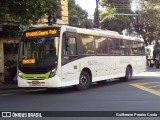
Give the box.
[18,36,59,74]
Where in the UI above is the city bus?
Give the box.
[17,25,146,90]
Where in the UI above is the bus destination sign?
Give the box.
[25,29,59,38]
[22,59,36,64]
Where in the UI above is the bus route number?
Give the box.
[88,60,98,66]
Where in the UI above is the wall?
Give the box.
[61,0,69,25]
[0,40,4,82]
[0,37,19,83]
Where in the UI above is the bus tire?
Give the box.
[120,66,132,81]
[75,71,91,90]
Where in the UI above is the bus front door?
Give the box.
[61,33,79,86]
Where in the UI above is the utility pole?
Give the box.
[94,0,100,28]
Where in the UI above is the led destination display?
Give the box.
[25,28,59,38]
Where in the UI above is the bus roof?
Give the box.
[65,26,144,42]
[23,25,144,42]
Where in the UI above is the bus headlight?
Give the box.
[49,69,56,78]
[18,71,23,78]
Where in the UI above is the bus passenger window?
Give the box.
[62,36,77,56]
[95,36,109,55]
[113,39,120,55]
[137,42,145,55]
[132,41,138,55]
[120,39,127,55]
[126,41,132,55]
[108,38,120,55]
[67,37,77,55]
[80,35,95,55]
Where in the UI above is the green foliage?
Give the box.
[93,0,100,28]
[94,8,100,28]
[100,4,115,20]
[68,0,93,28]
[100,0,133,33]
[0,0,60,25]
[2,25,20,37]
[0,1,8,22]
[68,9,79,26]
[139,0,160,44]
[81,19,93,29]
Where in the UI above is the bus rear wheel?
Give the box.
[120,66,132,81]
[75,71,91,90]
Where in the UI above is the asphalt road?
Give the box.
[0,68,160,120]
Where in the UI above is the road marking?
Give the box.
[148,85,160,89]
[130,83,160,96]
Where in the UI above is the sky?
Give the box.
[75,0,138,17]
[75,0,97,16]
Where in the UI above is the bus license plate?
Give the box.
[32,81,40,85]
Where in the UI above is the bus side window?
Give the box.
[126,41,132,55]
[67,37,77,56]
[62,35,77,55]
[108,38,112,54]
[138,42,145,55]
[120,39,126,55]
[131,41,136,55]
[80,34,95,55]
[95,36,109,55]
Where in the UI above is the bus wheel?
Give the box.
[120,66,132,81]
[75,71,91,90]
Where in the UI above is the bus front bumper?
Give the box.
[18,75,61,88]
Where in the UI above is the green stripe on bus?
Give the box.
[79,63,82,71]
[21,71,51,80]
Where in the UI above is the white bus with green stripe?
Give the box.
[18,25,146,90]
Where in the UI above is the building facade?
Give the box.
[60,0,69,25]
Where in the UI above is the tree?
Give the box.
[94,0,100,28]
[81,19,93,29]
[0,0,60,25]
[100,0,134,33]
[138,0,160,45]
[68,0,93,28]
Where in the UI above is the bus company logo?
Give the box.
[1,112,42,118]
[2,112,11,117]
